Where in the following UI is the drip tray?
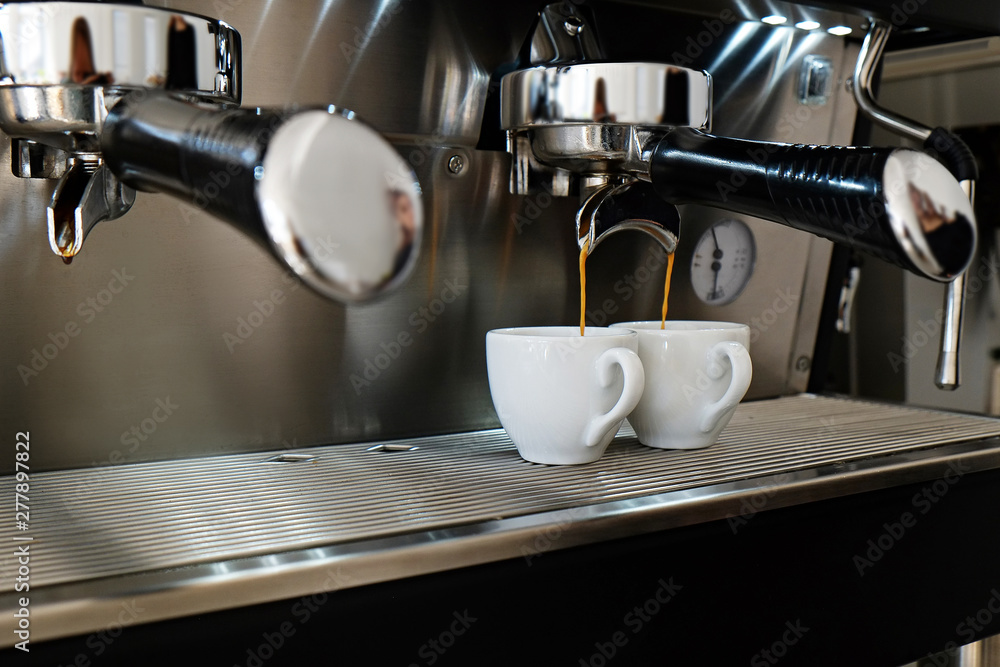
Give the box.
[4,394,1000,645]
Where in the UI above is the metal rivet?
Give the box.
[796,356,811,371]
[563,17,583,36]
[447,155,465,175]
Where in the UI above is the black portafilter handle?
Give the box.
[102,92,280,234]
[648,128,976,281]
[100,92,423,303]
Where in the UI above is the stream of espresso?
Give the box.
[579,238,589,336]
[661,251,675,329]
[580,241,676,335]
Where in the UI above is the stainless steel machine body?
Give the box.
[0,0,864,471]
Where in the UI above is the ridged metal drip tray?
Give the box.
[4,394,1000,644]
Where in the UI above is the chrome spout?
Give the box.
[47,157,135,260]
[576,179,679,255]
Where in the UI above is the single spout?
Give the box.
[46,157,135,260]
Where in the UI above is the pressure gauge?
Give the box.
[690,219,755,305]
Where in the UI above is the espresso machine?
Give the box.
[2,1,1000,665]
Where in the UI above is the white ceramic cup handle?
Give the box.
[699,341,753,433]
[584,347,645,448]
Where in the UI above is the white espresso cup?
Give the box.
[611,321,752,450]
[486,326,645,465]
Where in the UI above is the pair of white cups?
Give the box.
[486,322,752,465]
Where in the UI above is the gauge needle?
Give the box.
[710,228,723,300]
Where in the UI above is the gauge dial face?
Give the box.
[690,219,756,305]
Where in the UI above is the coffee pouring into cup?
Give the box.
[484,3,977,462]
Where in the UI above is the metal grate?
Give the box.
[3,394,1000,591]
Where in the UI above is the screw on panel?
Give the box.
[563,17,584,36]
[447,154,465,175]
[796,356,811,372]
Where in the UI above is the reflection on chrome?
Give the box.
[68,17,112,85]
[0,2,239,105]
